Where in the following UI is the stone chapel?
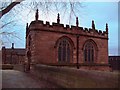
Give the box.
[26,9,110,71]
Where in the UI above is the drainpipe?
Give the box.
[76,35,79,69]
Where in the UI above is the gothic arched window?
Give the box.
[84,42,95,63]
[58,38,71,63]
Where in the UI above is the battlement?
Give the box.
[26,10,108,39]
[27,19,108,39]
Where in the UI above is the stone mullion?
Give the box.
[65,42,67,62]
[92,49,94,63]
[61,41,63,62]
[84,48,86,63]
[90,48,92,63]
[87,47,88,63]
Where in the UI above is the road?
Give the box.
[2,70,58,88]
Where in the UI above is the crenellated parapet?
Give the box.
[26,9,108,39]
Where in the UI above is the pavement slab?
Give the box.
[2,70,57,88]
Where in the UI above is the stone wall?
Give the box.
[31,64,119,88]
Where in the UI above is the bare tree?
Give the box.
[0,0,83,47]
[0,0,82,19]
[0,0,24,18]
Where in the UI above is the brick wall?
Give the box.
[2,47,25,64]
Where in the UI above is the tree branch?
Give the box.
[0,0,24,18]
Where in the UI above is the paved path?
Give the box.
[2,70,57,88]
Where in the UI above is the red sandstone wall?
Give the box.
[28,30,108,65]
[79,36,108,64]
[31,30,77,64]
[26,20,108,67]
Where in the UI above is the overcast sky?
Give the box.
[1,1,118,56]
[81,2,118,56]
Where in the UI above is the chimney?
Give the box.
[11,43,14,49]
